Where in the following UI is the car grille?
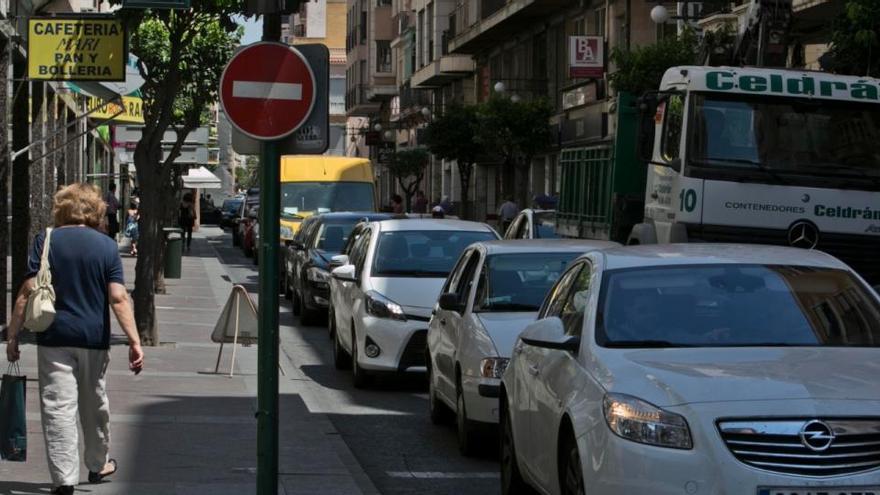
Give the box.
[397,330,427,371]
[718,419,880,476]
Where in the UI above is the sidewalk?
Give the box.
[0,228,378,495]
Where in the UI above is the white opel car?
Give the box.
[329,218,499,388]
[500,244,880,495]
[428,239,618,455]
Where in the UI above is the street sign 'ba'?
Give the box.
[220,42,317,141]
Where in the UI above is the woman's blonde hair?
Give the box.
[53,183,106,228]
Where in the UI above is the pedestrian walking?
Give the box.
[102,183,120,240]
[124,202,140,257]
[179,192,196,252]
[411,190,428,214]
[499,196,519,232]
[391,194,405,214]
[5,183,145,495]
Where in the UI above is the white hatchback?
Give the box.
[427,239,618,456]
[329,218,499,388]
[501,244,880,495]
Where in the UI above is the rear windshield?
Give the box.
[372,230,496,277]
[313,221,358,252]
[475,252,576,312]
[598,265,880,348]
[533,211,559,239]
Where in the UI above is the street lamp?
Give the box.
[493,81,506,93]
[373,122,383,132]
[510,94,521,103]
[420,106,432,118]
[650,4,669,24]
[384,130,395,141]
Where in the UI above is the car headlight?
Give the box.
[480,357,509,378]
[307,267,330,284]
[603,393,692,449]
[364,290,406,321]
[280,226,294,239]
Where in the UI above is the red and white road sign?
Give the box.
[220,42,317,141]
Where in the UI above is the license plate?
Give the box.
[759,488,880,495]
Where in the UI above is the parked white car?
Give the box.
[503,209,559,240]
[428,239,618,455]
[500,244,880,495]
[329,218,499,388]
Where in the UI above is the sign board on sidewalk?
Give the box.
[212,287,258,344]
[568,36,604,79]
[230,44,330,155]
[221,42,317,141]
[28,17,126,81]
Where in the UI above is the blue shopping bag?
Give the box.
[0,363,27,461]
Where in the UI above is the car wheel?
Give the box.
[291,290,302,316]
[351,327,369,389]
[428,363,452,425]
[456,382,477,456]
[501,403,532,495]
[560,436,585,495]
[300,301,320,326]
[333,321,350,370]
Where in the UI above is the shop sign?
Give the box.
[85,95,145,124]
[28,17,126,81]
[569,36,604,79]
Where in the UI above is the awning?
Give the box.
[182,166,222,189]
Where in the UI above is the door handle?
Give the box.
[527,364,540,376]
[440,318,447,326]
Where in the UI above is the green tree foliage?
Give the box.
[235,155,259,191]
[119,2,244,345]
[827,0,880,77]
[476,96,554,208]
[386,148,429,211]
[424,104,484,219]
[608,29,698,94]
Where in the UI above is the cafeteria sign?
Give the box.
[28,17,126,81]
[85,95,145,124]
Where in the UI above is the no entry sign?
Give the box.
[220,42,316,141]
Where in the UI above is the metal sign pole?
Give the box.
[256,15,282,495]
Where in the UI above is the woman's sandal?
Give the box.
[88,458,118,483]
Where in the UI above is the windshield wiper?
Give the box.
[479,303,539,312]
[605,340,695,348]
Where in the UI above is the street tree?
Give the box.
[826,0,880,77]
[386,148,429,211]
[123,3,243,345]
[608,29,698,94]
[476,96,554,210]
[423,104,484,219]
[235,155,259,191]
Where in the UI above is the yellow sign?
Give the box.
[85,95,145,124]
[28,18,126,81]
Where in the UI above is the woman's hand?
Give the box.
[6,339,20,363]
[129,342,144,374]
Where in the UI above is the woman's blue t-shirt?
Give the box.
[26,227,124,349]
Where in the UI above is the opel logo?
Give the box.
[800,420,835,451]
[787,221,819,249]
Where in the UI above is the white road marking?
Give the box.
[233,81,302,101]
[386,471,500,479]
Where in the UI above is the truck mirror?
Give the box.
[667,157,682,173]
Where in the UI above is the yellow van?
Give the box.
[279,156,376,241]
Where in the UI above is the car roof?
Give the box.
[478,239,619,255]
[598,244,849,271]
[313,212,394,221]
[372,218,496,233]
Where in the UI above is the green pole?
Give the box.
[257,138,280,494]
[257,13,282,495]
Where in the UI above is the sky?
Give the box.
[236,15,262,45]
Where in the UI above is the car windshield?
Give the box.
[689,93,880,185]
[533,212,559,239]
[373,230,497,277]
[313,221,358,252]
[598,265,880,348]
[281,182,375,218]
[475,252,576,312]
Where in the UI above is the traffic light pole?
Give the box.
[257,13,282,495]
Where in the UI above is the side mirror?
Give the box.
[329,254,349,269]
[519,317,580,353]
[331,264,357,282]
[437,292,463,313]
[666,157,682,172]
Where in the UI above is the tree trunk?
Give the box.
[0,40,9,327]
[30,81,46,238]
[11,55,30,294]
[457,162,472,220]
[515,160,530,212]
[132,142,165,346]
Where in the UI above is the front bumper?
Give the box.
[356,315,429,373]
[461,375,502,424]
[303,283,330,309]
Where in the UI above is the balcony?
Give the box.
[411,35,475,89]
[448,0,570,54]
[399,82,432,111]
[346,85,381,116]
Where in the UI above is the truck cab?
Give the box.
[630,66,880,283]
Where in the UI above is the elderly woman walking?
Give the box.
[5,183,145,495]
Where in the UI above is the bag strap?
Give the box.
[6,362,21,376]
[36,228,53,284]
